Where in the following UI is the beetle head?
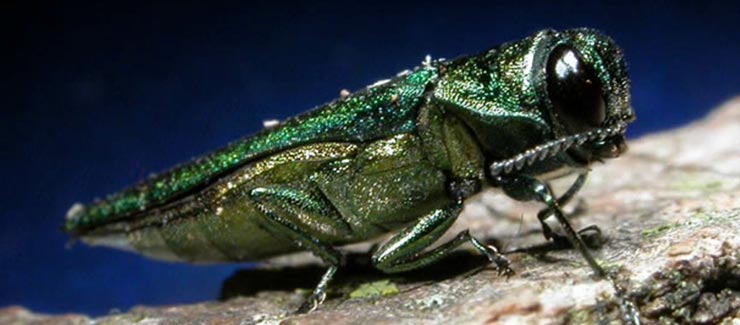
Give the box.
[541,29,634,164]
[434,28,634,172]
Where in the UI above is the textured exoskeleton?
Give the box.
[65,28,636,318]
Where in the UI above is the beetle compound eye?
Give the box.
[546,45,606,132]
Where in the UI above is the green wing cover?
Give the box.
[65,68,437,233]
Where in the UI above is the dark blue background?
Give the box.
[3,1,739,316]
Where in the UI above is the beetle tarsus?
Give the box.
[296,293,323,314]
[576,224,604,249]
[295,266,337,314]
[468,236,514,277]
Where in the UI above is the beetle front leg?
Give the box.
[498,175,642,324]
[249,187,345,314]
[535,172,599,241]
[498,175,605,277]
[372,201,513,276]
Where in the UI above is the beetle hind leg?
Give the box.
[249,186,346,314]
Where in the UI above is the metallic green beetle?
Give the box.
[65,29,635,314]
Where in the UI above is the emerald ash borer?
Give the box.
[65,28,638,317]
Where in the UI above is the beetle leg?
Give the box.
[498,175,604,276]
[250,186,352,238]
[536,172,589,240]
[249,187,344,314]
[372,201,513,276]
[295,265,337,314]
[499,174,641,323]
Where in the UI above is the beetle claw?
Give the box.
[483,244,515,277]
[295,291,326,314]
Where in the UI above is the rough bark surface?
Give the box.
[3,98,740,325]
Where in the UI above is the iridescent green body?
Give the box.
[65,28,636,318]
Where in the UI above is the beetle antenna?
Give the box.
[489,123,627,176]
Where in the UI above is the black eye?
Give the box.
[546,45,606,132]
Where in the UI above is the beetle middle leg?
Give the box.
[372,201,513,276]
[249,186,349,313]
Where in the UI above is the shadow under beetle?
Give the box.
[64,28,639,322]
